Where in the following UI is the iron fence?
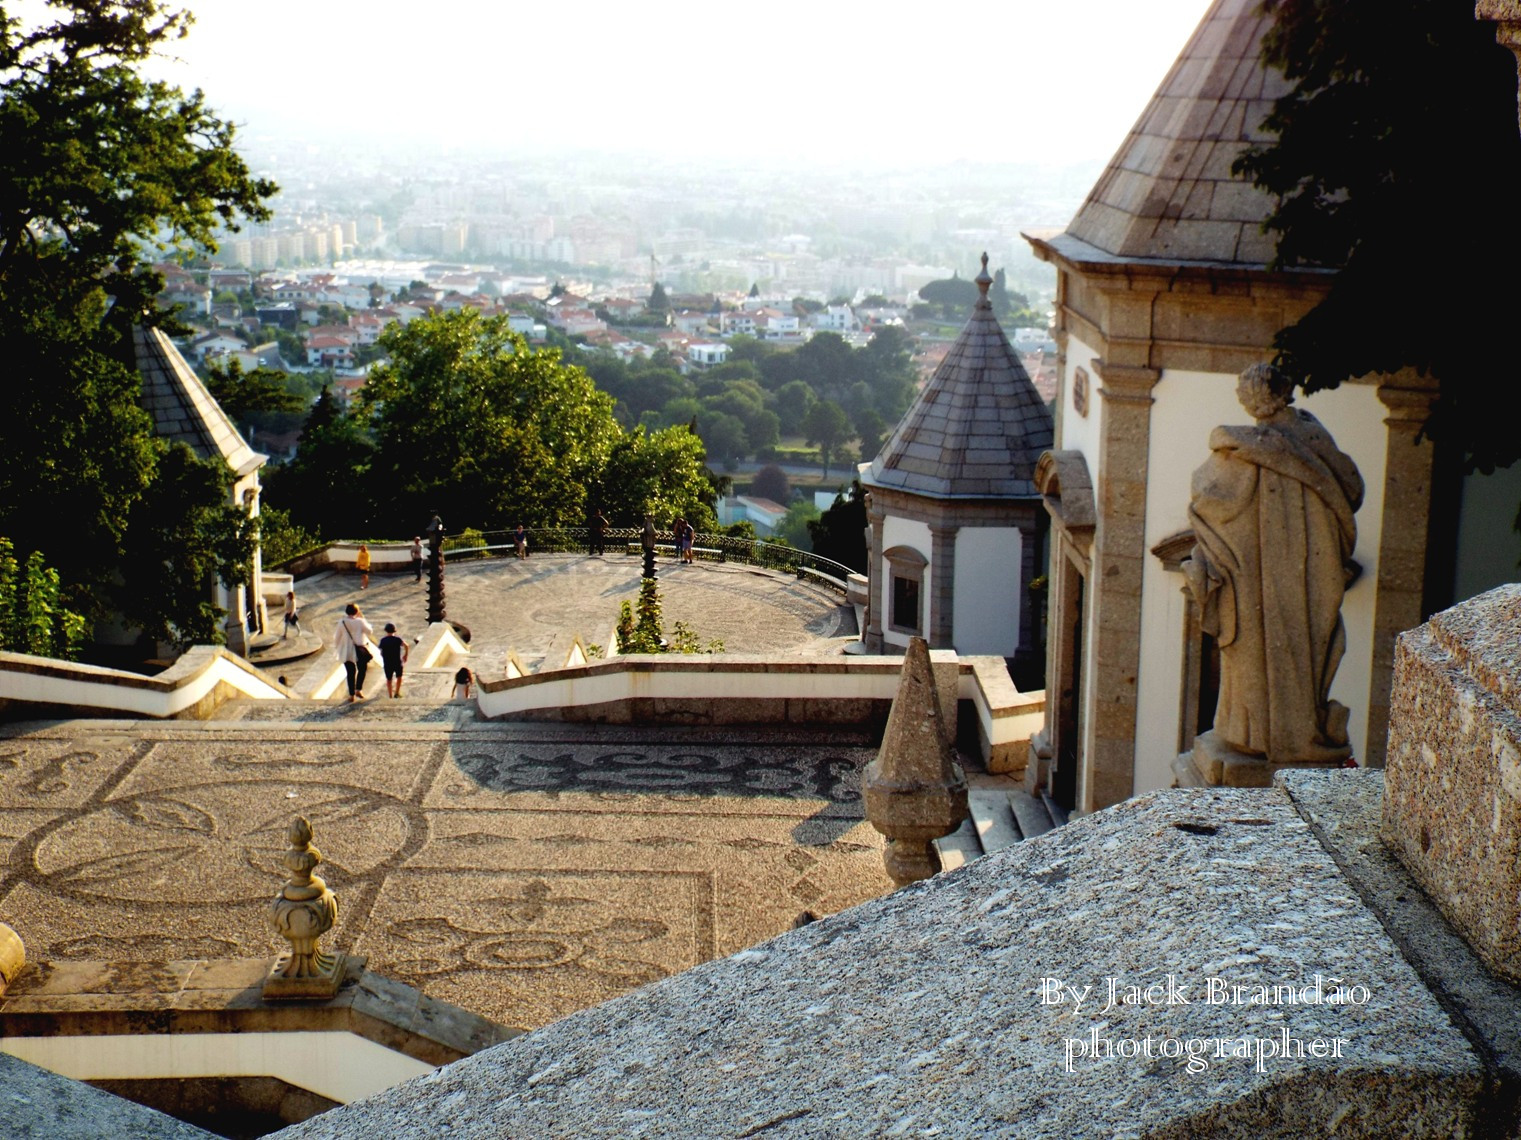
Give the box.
[436,527,855,592]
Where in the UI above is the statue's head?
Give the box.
[1237,363,1295,420]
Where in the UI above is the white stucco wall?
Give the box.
[952,527,1021,656]
[880,516,932,649]
[3,1031,431,1105]
[1060,337,1105,474]
[1132,372,1388,794]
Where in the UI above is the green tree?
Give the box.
[0,1,274,639]
[917,274,978,318]
[261,387,377,538]
[0,538,87,659]
[802,399,850,478]
[774,379,817,434]
[750,464,791,505]
[648,281,670,311]
[696,411,748,471]
[854,407,887,463]
[1234,0,1521,476]
[808,481,868,572]
[596,425,716,530]
[119,444,257,646]
[774,499,820,548]
[204,358,304,422]
[361,309,621,529]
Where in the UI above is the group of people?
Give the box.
[332,604,475,703]
[333,604,410,701]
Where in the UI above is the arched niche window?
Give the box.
[883,545,927,636]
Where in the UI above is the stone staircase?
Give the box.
[934,778,1069,871]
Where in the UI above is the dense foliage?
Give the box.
[0,538,87,659]
[0,1,275,646]
[1235,0,1521,475]
[266,310,719,538]
[579,326,916,473]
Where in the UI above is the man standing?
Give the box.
[410,536,423,583]
[590,510,608,556]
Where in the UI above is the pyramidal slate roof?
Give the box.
[862,257,1052,501]
[133,325,266,479]
[1060,0,1289,266]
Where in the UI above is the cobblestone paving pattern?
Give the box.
[286,554,856,676]
[0,719,890,1030]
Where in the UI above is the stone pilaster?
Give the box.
[928,524,958,648]
[866,506,886,652]
[1086,360,1160,810]
[1367,371,1440,767]
[1477,1,1521,134]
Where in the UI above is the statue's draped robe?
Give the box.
[1183,409,1364,763]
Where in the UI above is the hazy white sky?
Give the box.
[124,0,1216,165]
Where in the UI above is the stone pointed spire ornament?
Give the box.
[265,815,346,1000]
[975,251,993,303]
[864,637,969,886]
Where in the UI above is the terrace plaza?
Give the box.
[0,552,903,1033]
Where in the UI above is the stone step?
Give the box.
[968,788,1022,854]
[933,816,982,873]
[1009,789,1054,841]
[1040,791,1069,828]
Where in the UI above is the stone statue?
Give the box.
[1183,363,1364,766]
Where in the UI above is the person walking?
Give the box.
[682,518,696,564]
[410,536,423,583]
[356,543,372,590]
[514,524,528,559]
[281,590,300,639]
[452,666,474,700]
[590,510,608,556]
[379,622,410,698]
[334,603,374,703]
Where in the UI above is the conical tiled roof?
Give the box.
[133,325,266,478]
[1062,0,1288,266]
[863,257,1052,500]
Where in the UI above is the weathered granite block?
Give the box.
[1382,584,1521,982]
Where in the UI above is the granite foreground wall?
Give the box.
[274,776,1492,1140]
[1383,584,1521,983]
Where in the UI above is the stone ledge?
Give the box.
[0,1051,213,1139]
[1279,768,1521,1129]
[0,958,516,1069]
[271,788,1482,1139]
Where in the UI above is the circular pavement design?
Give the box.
[284,553,857,668]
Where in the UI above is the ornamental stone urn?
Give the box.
[266,815,346,1000]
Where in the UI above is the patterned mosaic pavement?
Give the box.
[0,717,891,1030]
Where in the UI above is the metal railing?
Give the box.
[437,527,856,592]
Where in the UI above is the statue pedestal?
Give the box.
[1173,730,1348,789]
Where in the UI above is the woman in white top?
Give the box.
[333,602,374,702]
[282,590,300,639]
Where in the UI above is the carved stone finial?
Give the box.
[975,251,992,301]
[265,815,346,1000]
[864,637,969,885]
[0,921,25,996]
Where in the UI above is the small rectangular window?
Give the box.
[891,575,920,634]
